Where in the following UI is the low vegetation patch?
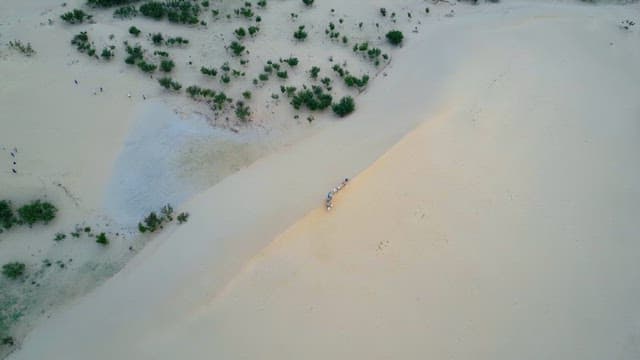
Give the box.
[61,9,93,24]
[158,77,182,91]
[8,40,35,57]
[2,262,26,280]
[290,85,332,111]
[71,31,97,57]
[332,96,355,117]
[386,30,404,46]
[139,1,201,25]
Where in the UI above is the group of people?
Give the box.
[326,178,349,211]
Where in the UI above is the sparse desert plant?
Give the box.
[276,70,288,79]
[129,25,141,36]
[221,74,231,84]
[96,232,109,245]
[242,90,252,99]
[71,31,96,56]
[234,27,247,39]
[235,101,251,121]
[160,59,175,72]
[284,57,299,67]
[213,92,228,110]
[0,200,16,230]
[2,262,26,280]
[8,40,35,56]
[54,232,66,241]
[17,200,57,226]
[380,7,387,17]
[309,66,320,79]
[151,32,164,45]
[332,96,355,117]
[321,76,332,90]
[124,43,144,64]
[386,30,404,45]
[161,203,174,221]
[248,26,260,36]
[293,25,307,40]
[302,0,314,6]
[259,73,269,81]
[229,41,245,56]
[114,5,138,18]
[61,9,92,24]
[166,36,189,46]
[154,50,169,57]
[138,60,157,72]
[200,66,217,76]
[158,77,181,91]
[138,211,162,233]
[257,0,267,7]
[101,47,115,60]
[201,0,209,7]
[344,74,369,89]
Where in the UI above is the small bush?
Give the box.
[293,25,307,41]
[0,200,16,230]
[332,96,355,117]
[138,211,163,233]
[61,9,92,24]
[235,101,251,121]
[309,66,320,79]
[234,27,246,39]
[151,32,164,45]
[160,59,175,72]
[276,70,288,79]
[290,85,332,111]
[8,40,35,57]
[248,26,260,36]
[138,60,157,72]
[2,262,26,280]
[229,41,245,56]
[302,0,314,6]
[344,74,369,89]
[17,200,57,226]
[54,232,66,241]
[129,26,141,36]
[386,30,404,45]
[158,77,182,91]
[101,47,115,60]
[200,66,217,76]
[284,57,299,67]
[114,5,138,18]
[166,37,189,46]
[124,43,144,64]
[96,232,109,245]
[242,91,252,99]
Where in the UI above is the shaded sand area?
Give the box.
[8,1,640,359]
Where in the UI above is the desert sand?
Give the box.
[3,0,640,359]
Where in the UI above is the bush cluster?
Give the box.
[8,40,35,57]
[114,5,138,18]
[129,26,141,36]
[139,1,200,24]
[235,101,251,121]
[2,262,25,280]
[87,0,141,7]
[332,96,355,117]
[71,31,97,57]
[290,85,332,111]
[229,41,245,56]
[158,77,182,91]
[16,200,57,227]
[61,9,93,24]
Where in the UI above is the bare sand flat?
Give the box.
[4,0,640,359]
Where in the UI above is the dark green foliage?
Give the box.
[248,26,260,36]
[138,205,174,233]
[257,0,267,7]
[344,74,369,89]
[71,31,96,57]
[101,47,115,60]
[293,25,307,40]
[1,337,14,346]
[332,96,355,117]
[309,66,320,79]
[87,0,141,7]
[221,74,231,84]
[234,27,246,39]
[96,232,109,245]
[290,85,332,111]
[17,200,57,226]
[235,101,251,121]
[200,66,217,76]
[154,50,169,57]
[166,37,189,46]
[201,0,209,6]
[213,92,228,110]
[54,232,66,241]
[160,59,174,72]
[8,40,35,56]
[0,201,16,230]
[259,73,269,81]
[139,0,200,24]
[137,60,157,72]
[229,41,245,56]
[332,64,345,77]
[321,76,332,90]
[386,30,404,45]
[177,212,189,223]
[114,5,138,18]
[129,26,141,36]
[61,9,92,24]
[284,57,299,67]
[124,43,144,64]
[283,85,297,97]
[186,85,216,98]
[151,32,164,45]
[302,0,314,6]
[2,262,26,280]
[242,90,252,99]
[158,77,181,91]
[276,70,288,79]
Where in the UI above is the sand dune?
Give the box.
[6,0,640,359]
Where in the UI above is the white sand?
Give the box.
[5,0,640,359]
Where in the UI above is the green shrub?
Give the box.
[154,50,169,57]
[158,77,181,91]
[309,66,320,79]
[229,41,245,56]
[2,262,26,280]
[293,25,307,40]
[139,1,200,24]
[71,31,96,57]
[114,5,138,18]
[139,1,166,19]
[0,200,16,230]
[96,232,109,245]
[8,40,35,57]
[1,337,14,346]
[124,43,144,64]
[248,26,260,36]
[284,57,299,67]
[17,200,57,226]
[166,37,189,46]
[386,30,404,45]
[235,101,251,121]
[200,66,217,76]
[87,0,141,7]
[129,26,141,36]
[101,47,115,60]
[234,27,246,39]
[259,73,269,81]
[257,0,267,7]
[138,60,157,72]
[302,0,314,6]
[61,9,92,24]
[54,232,66,241]
[213,92,228,110]
[276,70,288,79]
[160,59,175,72]
[290,85,332,111]
[242,90,252,99]
[332,96,355,117]
[138,211,162,233]
[151,32,164,45]
[221,74,231,84]
[344,74,369,89]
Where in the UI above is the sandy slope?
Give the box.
[8,1,640,359]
